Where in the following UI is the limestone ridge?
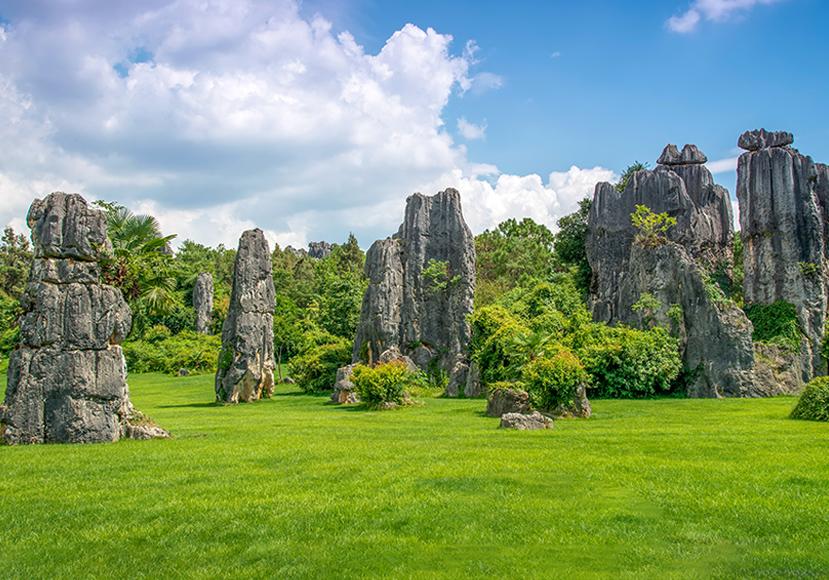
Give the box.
[737,129,828,380]
[215,229,276,403]
[0,192,167,444]
[587,143,735,324]
[587,145,759,398]
[193,272,214,335]
[352,189,476,391]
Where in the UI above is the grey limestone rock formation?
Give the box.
[331,364,360,404]
[308,241,332,260]
[620,241,760,397]
[352,189,476,392]
[215,229,277,404]
[193,272,214,335]
[499,411,553,430]
[586,143,788,398]
[485,387,530,417]
[737,129,828,381]
[587,143,734,324]
[0,192,168,444]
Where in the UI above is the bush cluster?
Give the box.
[521,350,590,411]
[745,300,801,351]
[288,339,351,394]
[565,323,681,398]
[122,327,222,374]
[351,361,415,406]
[790,377,829,422]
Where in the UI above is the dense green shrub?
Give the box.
[745,301,800,351]
[288,339,351,394]
[567,323,681,398]
[351,361,415,407]
[790,377,829,421]
[469,305,531,384]
[521,350,590,411]
[123,329,221,374]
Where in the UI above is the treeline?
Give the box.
[0,193,742,399]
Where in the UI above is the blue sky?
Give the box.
[0,0,826,250]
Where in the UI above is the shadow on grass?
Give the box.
[157,402,219,408]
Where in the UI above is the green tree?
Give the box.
[0,226,32,300]
[615,161,650,193]
[553,198,592,296]
[631,205,677,246]
[475,217,556,306]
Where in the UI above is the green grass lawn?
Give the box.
[1,371,828,579]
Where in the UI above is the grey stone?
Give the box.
[657,143,681,165]
[178,368,190,376]
[500,411,553,430]
[621,241,759,397]
[736,131,826,380]
[486,387,530,417]
[445,361,468,398]
[193,272,214,335]
[0,192,168,444]
[215,229,276,404]
[352,189,476,386]
[284,245,307,258]
[463,360,484,398]
[738,129,794,151]
[331,364,360,404]
[378,346,419,373]
[588,144,735,325]
[308,241,332,260]
[572,384,592,418]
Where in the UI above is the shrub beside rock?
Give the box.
[790,377,829,422]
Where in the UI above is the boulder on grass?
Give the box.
[500,412,553,430]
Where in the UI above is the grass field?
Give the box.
[1,371,828,579]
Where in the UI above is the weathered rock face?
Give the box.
[736,129,827,379]
[215,229,276,404]
[620,241,763,397]
[587,143,734,324]
[0,192,167,444]
[308,241,332,260]
[193,272,214,335]
[500,411,553,430]
[486,387,530,417]
[352,189,476,390]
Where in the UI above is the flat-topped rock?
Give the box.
[738,129,794,151]
[658,143,707,165]
[1,192,167,444]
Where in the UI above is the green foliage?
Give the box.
[0,226,33,300]
[288,339,352,394]
[122,330,221,374]
[667,303,684,327]
[615,161,650,193]
[745,301,801,351]
[474,217,555,306]
[631,205,676,246]
[217,344,234,371]
[790,377,829,421]
[566,323,682,398]
[421,259,460,291]
[798,261,822,280]
[632,293,662,313]
[521,350,590,411]
[553,198,592,296]
[487,380,526,394]
[351,361,415,407]
[469,305,532,384]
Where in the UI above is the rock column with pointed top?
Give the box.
[215,229,276,404]
[352,189,476,394]
[0,192,168,444]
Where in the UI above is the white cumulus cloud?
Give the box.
[667,0,790,33]
[457,117,486,140]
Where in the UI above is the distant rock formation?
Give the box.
[588,143,735,324]
[0,192,168,444]
[215,229,276,404]
[586,144,767,397]
[308,241,332,260]
[352,189,476,393]
[737,129,828,380]
[193,272,213,335]
[284,245,307,258]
